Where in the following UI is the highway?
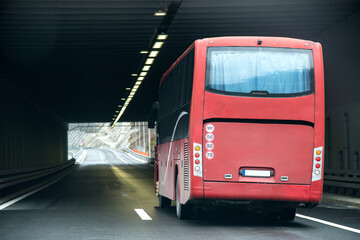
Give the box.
[0,148,359,240]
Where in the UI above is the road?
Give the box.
[0,148,359,240]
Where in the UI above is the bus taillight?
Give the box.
[193,143,203,177]
[312,147,323,181]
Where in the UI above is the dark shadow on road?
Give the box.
[154,205,312,229]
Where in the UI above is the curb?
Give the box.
[322,193,360,208]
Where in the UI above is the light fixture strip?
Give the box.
[152,41,164,49]
[145,58,154,65]
[112,30,170,127]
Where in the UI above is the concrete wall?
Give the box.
[0,78,68,171]
[311,11,360,171]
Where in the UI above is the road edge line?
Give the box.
[296,213,360,234]
[0,166,76,210]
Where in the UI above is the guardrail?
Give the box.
[324,169,360,195]
[125,147,154,163]
[0,159,75,191]
[68,148,83,159]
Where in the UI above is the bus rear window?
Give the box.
[206,47,314,96]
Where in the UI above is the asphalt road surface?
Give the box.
[0,148,359,240]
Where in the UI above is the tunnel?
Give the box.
[1,1,360,239]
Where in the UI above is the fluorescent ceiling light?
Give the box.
[152,42,164,49]
[121,98,125,100]
[131,74,138,76]
[133,85,139,89]
[135,81,141,85]
[154,11,166,16]
[118,105,122,107]
[149,51,159,57]
[142,65,151,71]
[126,88,131,90]
[140,72,147,77]
[137,77,144,81]
[157,34,168,40]
[145,58,154,65]
[116,111,119,113]
[140,51,149,54]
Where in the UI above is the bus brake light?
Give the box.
[312,146,323,182]
[193,143,203,177]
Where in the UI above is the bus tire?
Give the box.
[279,207,296,221]
[176,176,192,219]
[159,194,171,208]
[264,211,279,221]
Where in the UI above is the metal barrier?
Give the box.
[125,147,153,163]
[324,151,360,194]
[0,159,75,191]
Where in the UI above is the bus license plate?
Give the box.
[240,170,272,178]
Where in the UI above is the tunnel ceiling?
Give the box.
[0,0,359,123]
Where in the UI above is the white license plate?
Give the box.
[241,170,271,178]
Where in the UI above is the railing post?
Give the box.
[338,150,343,175]
[325,117,331,171]
[343,113,350,174]
[354,151,359,173]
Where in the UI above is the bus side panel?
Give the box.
[177,138,191,204]
[157,138,191,203]
[310,43,325,203]
[188,40,207,200]
[157,141,176,200]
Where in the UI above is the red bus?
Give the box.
[149,37,324,220]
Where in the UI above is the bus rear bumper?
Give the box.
[204,181,316,203]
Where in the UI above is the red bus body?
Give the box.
[154,37,324,215]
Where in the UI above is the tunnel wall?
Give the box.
[0,78,68,171]
[311,11,360,172]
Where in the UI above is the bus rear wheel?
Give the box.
[176,176,192,219]
[159,194,171,208]
[279,207,296,221]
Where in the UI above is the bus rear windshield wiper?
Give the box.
[250,90,269,95]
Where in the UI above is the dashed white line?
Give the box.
[97,150,105,164]
[135,209,152,220]
[120,192,128,197]
[296,214,360,234]
[109,149,129,164]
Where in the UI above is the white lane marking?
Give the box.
[135,209,152,220]
[120,192,128,197]
[97,150,105,164]
[125,152,148,163]
[161,111,188,185]
[0,168,74,210]
[296,214,360,234]
[109,149,129,164]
